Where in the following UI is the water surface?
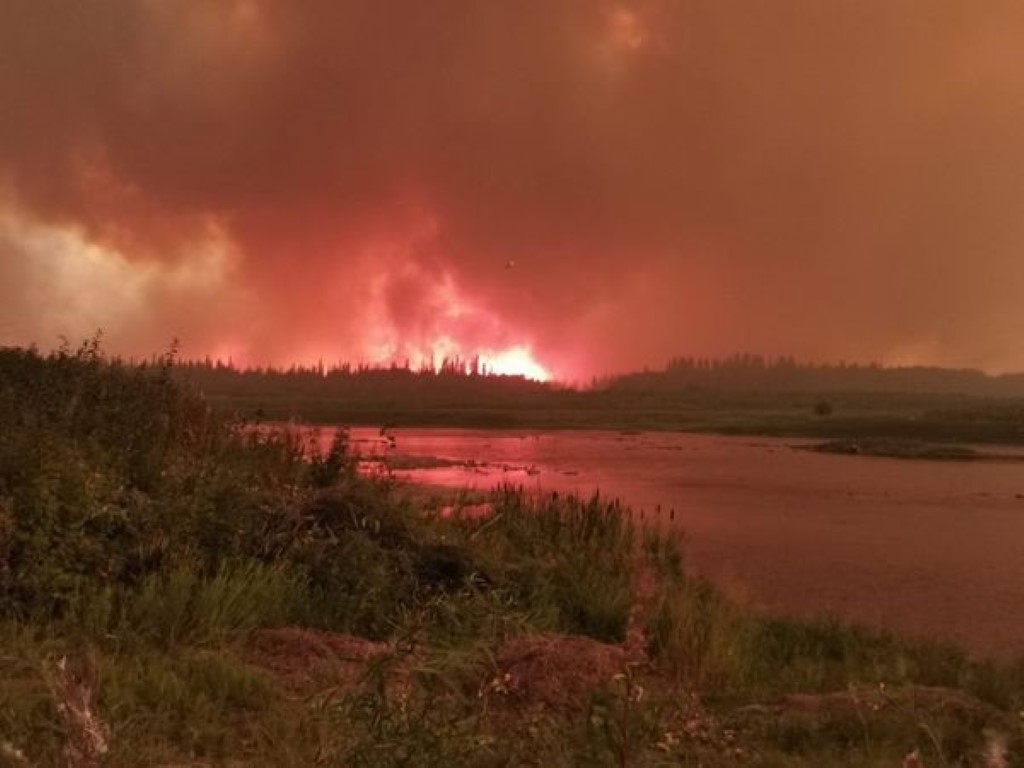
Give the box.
[341,427,1024,659]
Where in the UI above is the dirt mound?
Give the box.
[244,627,390,688]
[486,633,634,713]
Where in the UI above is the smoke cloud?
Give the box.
[2,1,1023,378]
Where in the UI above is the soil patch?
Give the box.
[487,633,635,714]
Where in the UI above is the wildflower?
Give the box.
[480,672,513,697]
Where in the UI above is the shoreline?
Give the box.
[5,347,1024,764]
[214,393,1024,449]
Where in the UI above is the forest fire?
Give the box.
[6,4,1024,764]
[478,346,551,381]
[3,3,1023,374]
[363,264,552,381]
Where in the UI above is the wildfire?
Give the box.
[478,346,551,381]
[397,338,551,382]
[362,262,553,381]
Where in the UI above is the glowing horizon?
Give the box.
[3,3,1024,376]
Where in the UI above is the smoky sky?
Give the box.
[1,1,1023,377]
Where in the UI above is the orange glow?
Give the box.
[479,346,551,381]
[607,8,645,52]
[400,338,551,382]
[363,261,554,381]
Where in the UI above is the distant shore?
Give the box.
[209,389,1024,448]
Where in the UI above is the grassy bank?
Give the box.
[203,389,1024,448]
[180,356,1024,447]
[2,345,1024,766]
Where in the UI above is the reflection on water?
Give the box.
[328,427,1024,659]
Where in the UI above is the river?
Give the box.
[334,427,1024,660]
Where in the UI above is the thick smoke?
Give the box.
[1,1,1023,376]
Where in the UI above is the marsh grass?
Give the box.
[3,345,1024,765]
[68,560,304,651]
[440,487,637,642]
[647,575,754,690]
[99,650,273,760]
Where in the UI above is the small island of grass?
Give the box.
[801,438,1024,462]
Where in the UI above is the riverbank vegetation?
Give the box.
[2,344,1024,765]
[174,355,1024,447]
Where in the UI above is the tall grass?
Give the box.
[441,487,637,641]
[3,344,1024,765]
[647,575,753,690]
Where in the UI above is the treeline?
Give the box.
[181,353,527,379]
[172,351,1024,404]
[173,356,556,408]
[604,353,1024,397]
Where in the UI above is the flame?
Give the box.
[363,260,553,381]
[400,334,552,382]
[479,346,551,381]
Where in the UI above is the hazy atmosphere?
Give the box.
[9,5,1024,763]
[2,1,1023,379]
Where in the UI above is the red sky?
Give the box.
[2,1,1023,380]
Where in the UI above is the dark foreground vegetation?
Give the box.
[2,344,1024,766]
[177,355,1024,446]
